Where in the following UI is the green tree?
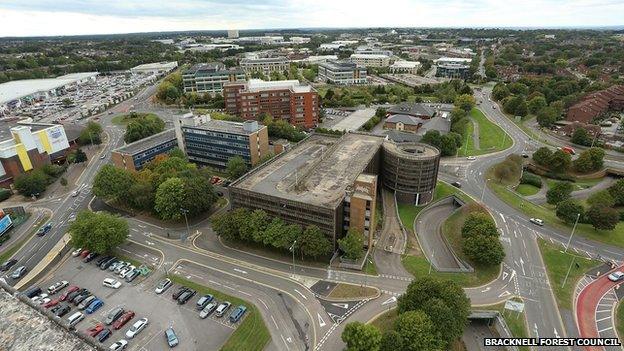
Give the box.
[181,175,216,217]
[549,150,571,173]
[60,177,68,186]
[555,200,585,224]
[461,212,498,238]
[226,156,248,180]
[394,311,442,351]
[532,147,553,167]
[124,114,165,143]
[536,106,558,127]
[608,179,624,205]
[491,83,510,101]
[380,331,403,351]
[68,211,128,254]
[212,208,249,241]
[573,147,605,173]
[73,148,88,163]
[14,170,48,196]
[586,206,619,231]
[341,322,382,351]
[587,190,615,208]
[299,226,332,258]
[92,165,136,202]
[154,177,186,220]
[168,147,186,159]
[527,96,547,114]
[570,128,592,146]
[463,235,505,265]
[546,181,574,205]
[338,228,364,260]
[454,94,476,113]
[79,121,103,145]
[239,209,270,243]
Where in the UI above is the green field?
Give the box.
[538,239,601,309]
[111,112,160,125]
[544,177,602,191]
[458,108,513,156]
[516,184,540,196]
[401,253,499,288]
[169,275,270,351]
[617,302,624,341]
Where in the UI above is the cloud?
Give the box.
[0,0,622,37]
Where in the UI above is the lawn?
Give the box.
[370,309,398,333]
[537,239,601,310]
[544,177,603,191]
[401,254,499,287]
[111,112,159,125]
[169,275,270,351]
[617,301,624,341]
[363,257,378,275]
[458,108,513,156]
[327,283,378,299]
[457,120,476,157]
[515,184,540,196]
[489,181,624,248]
[0,213,50,264]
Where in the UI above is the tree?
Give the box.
[463,235,505,265]
[14,170,48,196]
[454,94,476,113]
[555,200,585,224]
[168,147,186,160]
[212,208,249,241]
[380,331,403,351]
[393,311,442,351]
[570,128,592,146]
[398,277,469,348]
[536,106,558,127]
[503,96,528,117]
[239,209,270,242]
[79,121,103,145]
[341,322,382,351]
[491,83,510,101]
[338,228,364,260]
[73,148,88,163]
[154,177,186,220]
[493,159,520,183]
[124,114,165,143]
[181,175,216,217]
[586,206,619,231]
[532,147,553,167]
[527,96,547,114]
[549,150,571,173]
[93,165,135,201]
[587,190,615,208]
[226,156,248,179]
[69,211,128,254]
[461,212,499,238]
[574,147,605,173]
[546,181,574,205]
[608,179,624,205]
[299,226,332,258]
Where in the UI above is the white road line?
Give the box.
[280,335,290,350]
[596,309,612,313]
[596,316,611,322]
[237,290,252,297]
[598,326,613,333]
[271,315,279,330]
[257,298,269,310]
[293,289,307,300]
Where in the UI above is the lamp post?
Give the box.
[180,208,190,242]
[289,240,297,278]
[480,179,491,202]
[564,213,581,253]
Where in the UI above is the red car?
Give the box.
[87,323,104,337]
[44,298,60,308]
[60,286,80,301]
[112,311,135,330]
[80,250,90,258]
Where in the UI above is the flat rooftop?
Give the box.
[383,140,439,158]
[245,79,313,93]
[182,119,265,135]
[0,72,99,105]
[114,128,176,156]
[233,133,384,208]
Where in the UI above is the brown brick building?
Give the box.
[566,85,624,123]
[223,79,319,129]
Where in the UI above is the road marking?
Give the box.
[280,335,290,350]
[271,315,279,330]
[534,324,539,339]
[258,298,268,310]
[293,289,307,300]
[499,213,506,223]
[502,272,508,281]
[382,296,397,306]
[554,328,560,338]
[131,228,139,232]
[318,313,326,327]
[237,290,251,297]
[233,268,247,274]
[208,280,222,286]
[498,291,511,298]
[596,309,612,313]
[598,326,613,333]
[596,316,611,322]
[331,303,348,309]
[519,257,526,276]
[481,287,491,293]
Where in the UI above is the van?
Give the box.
[67,311,85,327]
[24,286,42,299]
[47,280,69,295]
[229,305,247,323]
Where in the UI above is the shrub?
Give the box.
[520,172,542,188]
[463,235,505,266]
[0,188,11,202]
[546,181,574,205]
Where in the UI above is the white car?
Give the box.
[467,156,476,161]
[109,339,128,351]
[114,262,129,273]
[119,265,136,279]
[103,278,122,289]
[31,293,49,303]
[39,297,51,305]
[529,218,544,226]
[125,318,148,338]
[71,248,83,257]
[608,271,624,282]
[155,278,172,294]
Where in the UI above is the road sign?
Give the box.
[504,299,525,313]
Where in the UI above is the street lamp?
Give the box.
[480,179,491,202]
[564,213,581,253]
[289,240,297,278]
[180,208,190,242]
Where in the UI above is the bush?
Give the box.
[546,181,574,205]
[520,172,542,188]
[463,235,505,266]
[461,212,498,238]
[586,206,619,231]
[0,188,11,202]
[555,200,584,224]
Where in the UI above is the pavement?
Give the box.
[414,198,463,270]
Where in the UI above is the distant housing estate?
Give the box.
[566,85,624,123]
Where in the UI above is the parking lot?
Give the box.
[35,250,238,351]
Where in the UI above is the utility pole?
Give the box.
[564,213,581,253]
[289,240,297,278]
[562,255,576,288]
[180,208,190,242]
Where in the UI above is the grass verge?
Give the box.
[169,275,270,351]
[458,108,513,156]
[327,283,378,299]
[0,213,49,264]
[537,239,601,310]
[481,300,529,351]
[401,255,499,287]
[111,112,160,125]
[370,309,398,333]
[617,301,624,341]
[516,184,540,196]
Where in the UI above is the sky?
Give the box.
[0,0,623,37]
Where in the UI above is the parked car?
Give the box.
[113,262,129,273]
[529,218,544,226]
[155,278,172,294]
[60,286,80,301]
[36,223,52,236]
[229,305,247,323]
[177,289,196,305]
[0,258,17,271]
[47,280,69,295]
[39,297,51,305]
[101,257,118,270]
[67,311,85,327]
[73,291,91,305]
[125,269,141,282]
[112,311,135,330]
[84,252,99,263]
[71,190,80,197]
[96,255,112,266]
[103,278,122,289]
[119,265,136,279]
[86,299,104,314]
[466,156,476,161]
[215,301,232,317]
[79,250,90,259]
[125,318,148,338]
[196,294,214,310]
[87,323,104,337]
[98,329,112,343]
[54,304,72,318]
[11,266,27,279]
[44,298,61,308]
[109,340,128,351]
[172,286,189,300]
[67,288,87,303]
[78,295,97,310]
[71,248,83,257]
[31,294,49,304]
[608,271,624,282]
[23,286,42,299]
[164,328,179,347]
[199,301,219,319]
[451,181,462,188]
[105,307,125,325]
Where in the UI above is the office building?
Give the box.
[130,62,178,76]
[350,53,392,67]
[240,57,290,76]
[354,47,393,57]
[387,102,436,119]
[223,79,319,129]
[0,123,71,187]
[229,133,440,247]
[175,113,269,170]
[318,61,368,85]
[435,57,472,79]
[111,129,178,172]
[389,60,421,74]
[227,30,239,39]
[182,63,245,95]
